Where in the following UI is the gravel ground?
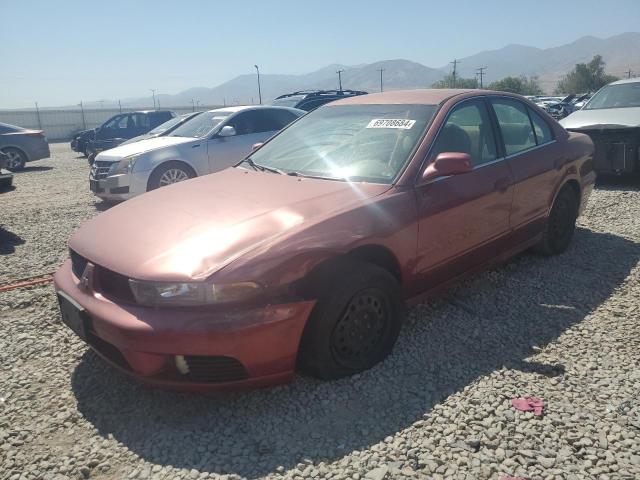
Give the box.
[1,143,639,480]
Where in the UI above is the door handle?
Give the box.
[494,177,510,193]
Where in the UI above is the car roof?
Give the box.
[330,89,479,106]
[206,105,304,114]
[608,77,640,86]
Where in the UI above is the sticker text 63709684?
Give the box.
[366,118,416,129]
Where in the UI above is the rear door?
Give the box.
[489,97,561,231]
[415,98,514,286]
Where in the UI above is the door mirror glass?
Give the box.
[218,125,236,137]
[251,142,264,152]
[422,152,472,182]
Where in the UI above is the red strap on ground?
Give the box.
[0,273,54,293]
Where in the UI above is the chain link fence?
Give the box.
[0,106,223,141]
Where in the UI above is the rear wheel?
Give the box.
[147,161,196,191]
[298,261,404,379]
[535,185,578,255]
[2,148,27,171]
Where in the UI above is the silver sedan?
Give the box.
[89,105,304,201]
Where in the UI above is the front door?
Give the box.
[415,98,513,289]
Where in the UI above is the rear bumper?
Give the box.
[53,260,315,392]
[28,142,50,162]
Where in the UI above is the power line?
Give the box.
[336,69,345,91]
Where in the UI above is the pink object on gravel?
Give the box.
[500,476,527,480]
[511,396,544,416]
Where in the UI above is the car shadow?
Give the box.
[0,227,25,254]
[16,166,53,173]
[93,200,119,212]
[595,173,640,190]
[70,228,639,478]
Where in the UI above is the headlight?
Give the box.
[110,155,139,175]
[128,279,262,306]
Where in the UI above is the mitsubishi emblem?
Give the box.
[79,263,95,292]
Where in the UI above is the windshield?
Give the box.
[169,111,231,138]
[585,82,640,109]
[271,96,304,108]
[148,115,187,135]
[245,104,437,183]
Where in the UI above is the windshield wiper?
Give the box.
[285,171,345,182]
[241,157,286,175]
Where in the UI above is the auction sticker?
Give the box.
[366,118,416,129]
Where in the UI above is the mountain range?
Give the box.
[79,32,640,109]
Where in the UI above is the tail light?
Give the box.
[25,131,45,138]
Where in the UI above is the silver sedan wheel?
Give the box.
[5,151,24,170]
[158,168,189,187]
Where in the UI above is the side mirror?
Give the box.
[218,125,236,137]
[422,152,472,182]
[251,142,264,152]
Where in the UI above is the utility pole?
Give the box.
[624,69,634,79]
[254,65,262,105]
[336,69,344,91]
[79,101,87,130]
[190,99,195,112]
[34,102,42,130]
[150,89,156,109]
[450,59,460,88]
[476,66,487,89]
[377,68,385,92]
[118,100,122,113]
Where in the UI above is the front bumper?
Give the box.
[89,165,149,201]
[53,260,315,392]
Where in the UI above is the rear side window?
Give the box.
[269,109,300,129]
[431,99,497,167]
[133,113,151,129]
[490,98,536,156]
[299,98,333,112]
[528,108,554,145]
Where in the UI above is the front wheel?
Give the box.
[534,185,578,255]
[147,161,196,191]
[298,261,404,380]
[2,148,27,171]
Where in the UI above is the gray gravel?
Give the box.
[1,143,639,480]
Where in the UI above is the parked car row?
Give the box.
[89,105,304,201]
[55,88,596,392]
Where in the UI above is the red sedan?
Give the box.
[54,89,595,391]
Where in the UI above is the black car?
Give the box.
[70,110,175,158]
[271,89,368,112]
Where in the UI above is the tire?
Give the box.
[298,261,404,380]
[147,161,196,191]
[2,148,27,171]
[534,185,578,256]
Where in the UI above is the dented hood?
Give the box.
[70,168,390,281]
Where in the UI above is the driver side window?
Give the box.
[225,111,257,136]
[431,99,497,167]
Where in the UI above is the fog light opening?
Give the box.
[175,355,190,375]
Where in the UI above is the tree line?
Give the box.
[432,55,619,95]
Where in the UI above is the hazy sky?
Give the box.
[1,0,639,108]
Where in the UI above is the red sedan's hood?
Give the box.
[71,168,390,281]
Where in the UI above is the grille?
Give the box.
[184,355,249,383]
[95,266,135,303]
[70,250,88,278]
[91,161,114,180]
